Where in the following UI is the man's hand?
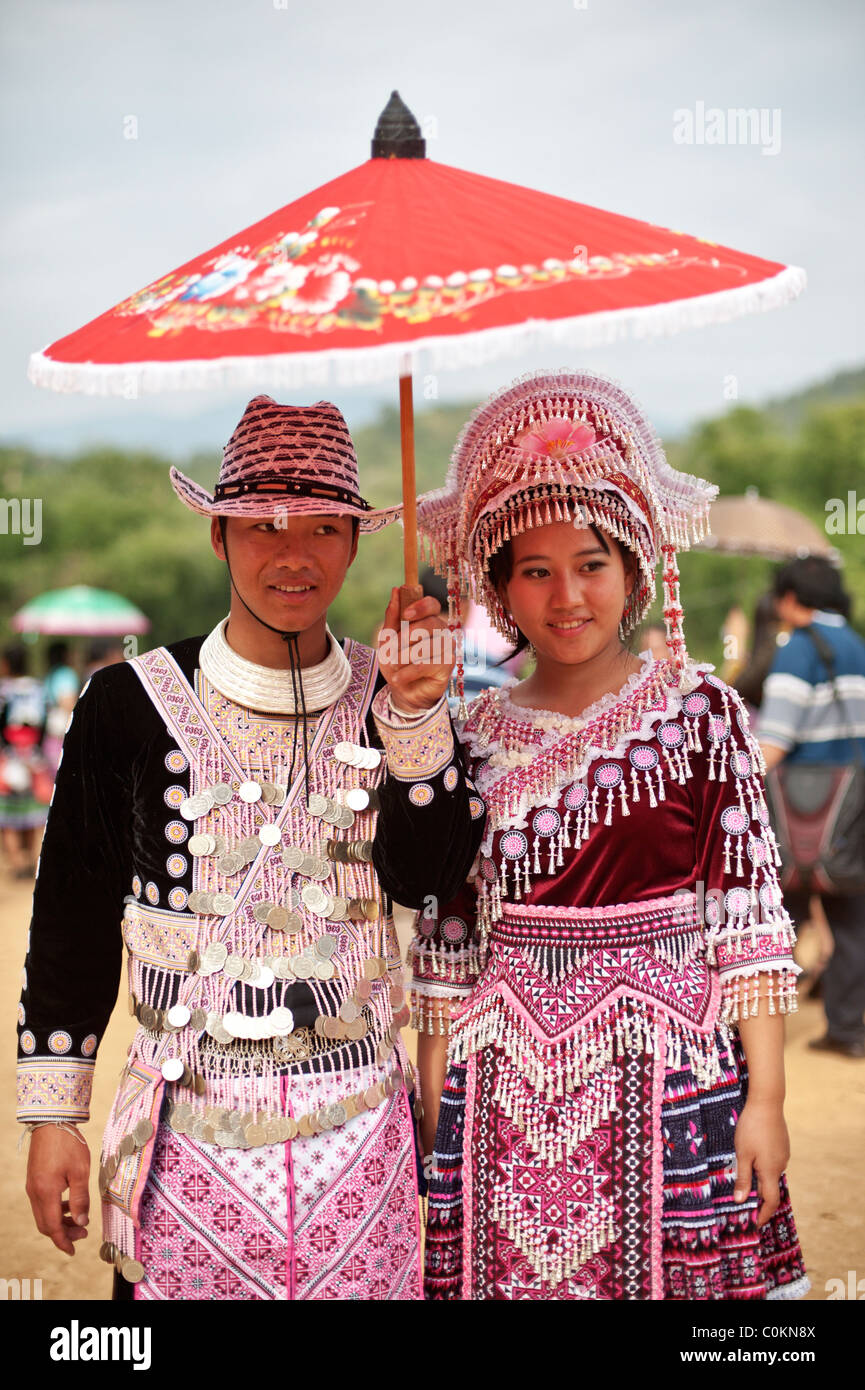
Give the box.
[377,586,456,714]
[26,1125,91,1255]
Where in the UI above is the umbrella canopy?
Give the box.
[29,94,805,397]
[694,493,839,563]
[12,585,151,636]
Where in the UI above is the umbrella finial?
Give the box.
[371,91,426,159]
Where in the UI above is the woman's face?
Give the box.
[499,522,634,665]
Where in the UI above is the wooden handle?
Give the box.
[399,363,418,589]
[398,582,423,618]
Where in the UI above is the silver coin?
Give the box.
[339,999,361,1024]
[327,1103,347,1128]
[282,911,304,935]
[265,905,289,931]
[315,934,338,959]
[269,1005,294,1034]
[260,781,278,805]
[210,782,233,805]
[252,964,275,989]
[258,824,282,847]
[211,833,228,854]
[167,1003,191,1028]
[239,960,256,982]
[190,1008,207,1030]
[238,780,262,803]
[327,897,349,921]
[239,836,262,860]
[307,793,329,817]
[254,900,276,923]
[272,957,293,980]
[314,959,335,981]
[212,892,236,915]
[180,793,210,820]
[321,805,343,826]
[301,884,329,914]
[188,834,216,856]
[291,954,316,980]
[222,1011,251,1039]
[296,854,318,878]
[224,955,245,979]
[362,748,382,770]
[203,941,228,968]
[271,785,287,806]
[333,741,355,763]
[217,851,245,875]
[335,807,356,830]
[345,788,370,812]
[188,890,214,914]
[316,1107,334,1132]
[281,846,304,871]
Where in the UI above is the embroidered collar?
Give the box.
[198,616,353,713]
[497,649,656,732]
[461,652,712,838]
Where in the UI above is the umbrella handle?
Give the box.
[398,582,424,618]
[399,358,420,592]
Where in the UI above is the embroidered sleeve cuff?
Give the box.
[719,967,800,1025]
[16,1058,94,1123]
[372,689,455,781]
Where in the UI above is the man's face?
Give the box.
[211,512,358,633]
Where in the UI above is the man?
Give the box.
[757,555,865,1060]
[17,394,480,1300]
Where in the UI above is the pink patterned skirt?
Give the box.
[132,1062,422,1301]
[425,894,809,1300]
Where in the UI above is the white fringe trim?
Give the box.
[27,266,806,397]
[766,1274,811,1301]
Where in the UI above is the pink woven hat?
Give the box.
[170,395,402,534]
[417,369,718,669]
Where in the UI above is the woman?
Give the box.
[384,371,809,1300]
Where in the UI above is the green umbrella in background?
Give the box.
[11,585,151,636]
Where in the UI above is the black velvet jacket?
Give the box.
[15,634,484,1116]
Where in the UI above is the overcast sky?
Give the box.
[1,0,863,458]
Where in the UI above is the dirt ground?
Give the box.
[2,872,862,1302]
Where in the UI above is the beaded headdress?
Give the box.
[417,369,718,690]
[171,394,401,533]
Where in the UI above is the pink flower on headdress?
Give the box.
[517,418,596,461]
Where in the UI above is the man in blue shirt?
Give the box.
[758,556,865,1059]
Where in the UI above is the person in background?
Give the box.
[82,639,126,680]
[735,591,831,1002]
[733,593,783,717]
[42,641,80,774]
[0,645,49,878]
[641,621,670,662]
[757,556,865,1060]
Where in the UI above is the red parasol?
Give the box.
[28,93,806,594]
